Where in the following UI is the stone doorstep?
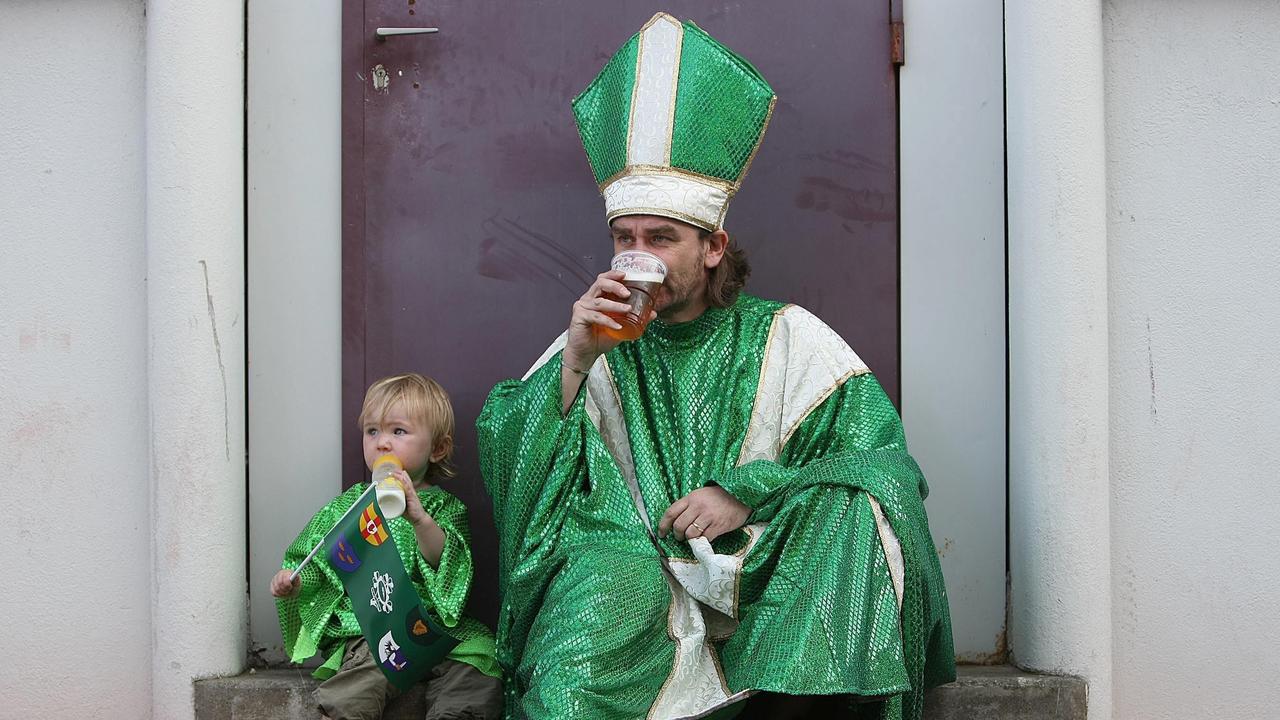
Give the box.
[922,666,1087,720]
[195,666,1087,720]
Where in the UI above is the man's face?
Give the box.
[610,215,715,320]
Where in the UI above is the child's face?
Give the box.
[361,402,445,482]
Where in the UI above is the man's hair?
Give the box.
[358,373,456,481]
[703,229,751,308]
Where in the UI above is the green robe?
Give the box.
[478,295,954,719]
[276,482,500,679]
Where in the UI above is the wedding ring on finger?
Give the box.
[689,521,705,535]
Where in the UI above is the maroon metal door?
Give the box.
[344,1,899,624]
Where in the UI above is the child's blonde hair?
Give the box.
[358,372,456,481]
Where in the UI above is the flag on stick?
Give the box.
[318,493,459,689]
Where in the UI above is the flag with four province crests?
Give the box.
[324,492,460,690]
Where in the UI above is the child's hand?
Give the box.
[394,470,436,529]
[270,569,301,598]
[394,470,445,568]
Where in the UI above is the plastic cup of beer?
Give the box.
[602,250,668,341]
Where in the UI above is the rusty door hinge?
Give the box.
[891,21,905,66]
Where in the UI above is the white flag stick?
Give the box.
[289,483,377,583]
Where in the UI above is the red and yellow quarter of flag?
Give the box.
[360,502,389,546]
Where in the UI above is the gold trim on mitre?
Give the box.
[663,18,684,167]
[626,13,683,169]
[598,164,737,196]
[602,171,729,231]
[733,93,778,191]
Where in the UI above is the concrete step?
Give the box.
[195,665,1086,719]
[923,666,1086,720]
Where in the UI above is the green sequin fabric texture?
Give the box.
[571,16,774,186]
[276,483,499,679]
[478,295,954,719]
[571,33,637,185]
[670,21,774,182]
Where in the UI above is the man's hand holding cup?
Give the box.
[564,251,668,373]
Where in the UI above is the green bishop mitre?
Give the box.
[572,12,777,231]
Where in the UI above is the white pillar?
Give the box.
[1006,2,1112,719]
[246,0,344,662]
[147,2,246,717]
[899,0,1007,660]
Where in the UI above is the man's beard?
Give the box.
[656,289,692,320]
[656,248,707,320]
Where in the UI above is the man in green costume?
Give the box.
[477,12,954,720]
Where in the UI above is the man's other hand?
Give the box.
[658,485,751,543]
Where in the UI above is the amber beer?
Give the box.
[601,251,667,341]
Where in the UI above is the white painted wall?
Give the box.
[246,0,344,662]
[146,2,248,717]
[0,2,247,718]
[0,3,151,717]
[1105,2,1280,717]
[1005,1,1114,718]
[900,0,1007,661]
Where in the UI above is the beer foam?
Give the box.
[623,271,665,283]
[611,250,668,277]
